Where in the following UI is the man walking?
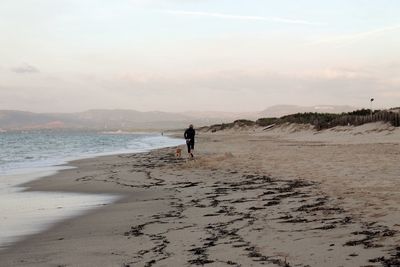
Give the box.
[184,124,195,158]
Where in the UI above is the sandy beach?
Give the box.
[1,122,400,267]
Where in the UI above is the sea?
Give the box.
[0,130,184,249]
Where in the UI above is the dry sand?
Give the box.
[1,122,400,267]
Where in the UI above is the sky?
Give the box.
[0,0,399,113]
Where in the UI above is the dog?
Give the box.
[175,148,182,157]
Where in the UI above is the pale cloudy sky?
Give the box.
[0,0,399,112]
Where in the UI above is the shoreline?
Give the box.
[0,134,184,253]
[0,132,184,178]
[1,128,400,266]
[0,164,121,251]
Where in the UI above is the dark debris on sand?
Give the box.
[369,246,400,267]
[118,152,399,267]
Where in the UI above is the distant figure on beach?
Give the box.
[184,124,195,158]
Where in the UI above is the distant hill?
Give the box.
[0,110,65,130]
[258,105,357,118]
[0,105,359,131]
[183,111,258,120]
[0,109,239,131]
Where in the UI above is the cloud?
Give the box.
[298,68,371,80]
[309,24,400,46]
[156,9,316,25]
[11,64,40,74]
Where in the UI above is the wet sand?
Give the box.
[1,123,400,267]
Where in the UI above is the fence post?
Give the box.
[397,113,400,127]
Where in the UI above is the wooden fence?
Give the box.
[326,111,400,128]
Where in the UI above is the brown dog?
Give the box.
[175,148,182,157]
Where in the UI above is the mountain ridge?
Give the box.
[0,105,359,131]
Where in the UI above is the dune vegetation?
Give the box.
[201,109,400,132]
